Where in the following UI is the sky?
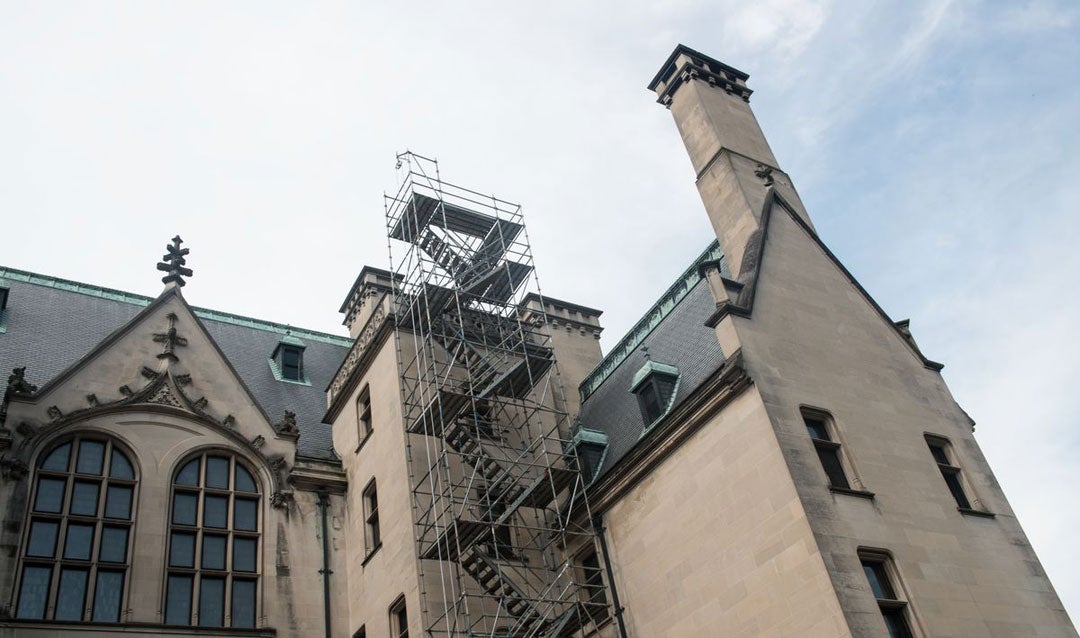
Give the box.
[1,0,1078,623]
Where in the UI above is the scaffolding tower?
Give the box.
[387,152,608,637]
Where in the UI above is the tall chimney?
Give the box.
[649,45,810,277]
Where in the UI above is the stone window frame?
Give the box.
[923,433,993,517]
[163,450,262,628]
[361,478,381,562]
[857,547,923,637]
[800,406,873,498]
[389,594,409,638]
[14,434,138,623]
[355,385,373,454]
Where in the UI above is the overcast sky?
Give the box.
[2,0,1078,623]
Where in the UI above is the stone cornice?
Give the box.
[324,302,396,422]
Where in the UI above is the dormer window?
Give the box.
[570,428,609,484]
[0,282,8,334]
[269,335,308,385]
[629,358,679,429]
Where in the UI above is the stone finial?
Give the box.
[273,411,299,439]
[6,368,37,397]
[156,235,193,288]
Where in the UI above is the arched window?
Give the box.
[15,435,137,622]
[165,451,260,628]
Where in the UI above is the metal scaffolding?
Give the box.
[386,152,608,637]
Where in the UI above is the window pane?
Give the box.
[165,574,193,625]
[92,570,124,622]
[109,449,134,480]
[817,446,851,489]
[173,492,198,526]
[232,579,256,628]
[99,526,129,563]
[176,458,201,486]
[234,497,258,531]
[205,456,229,490]
[16,565,52,619]
[26,520,59,558]
[55,567,89,620]
[41,442,71,471]
[34,477,66,513]
[235,464,257,493]
[639,385,662,422]
[862,561,896,600]
[805,418,830,441]
[883,608,914,638]
[170,532,196,568]
[203,495,228,528]
[201,534,227,570]
[76,440,105,475]
[928,442,949,465]
[233,537,257,572]
[63,522,95,560]
[198,576,225,627]
[105,485,133,520]
[942,469,972,510]
[71,480,101,516]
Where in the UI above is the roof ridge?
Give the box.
[577,240,724,402]
[0,266,353,347]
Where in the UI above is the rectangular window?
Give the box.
[925,436,978,512]
[357,388,373,448]
[92,570,124,622]
[363,481,381,555]
[860,550,916,638]
[803,412,851,490]
[165,574,193,625]
[578,547,609,623]
[281,346,303,381]
[390,596,409,638]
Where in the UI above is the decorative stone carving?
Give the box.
[251,435,266,450]
[153,313,189,362]
[156,235,193,288]
[46,406,63,421]
[222,415,235,429]
[6,368,37,396]
[0,456,29,481]
[141,366,159,380]
[174,374,192,386]
[119,385,133,397]
[273,411,299,438]
[146,384,182,409]
[329,304,387,403]
[754,164,774,187]
[15,421,37,437]
[86,394,99,407]
[192,397,208,410]
[270,490,294,509]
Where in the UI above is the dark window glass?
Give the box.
[105,484,133,520]
[395,603,409,638]
[165,574,193,625]
[577,443,604,481]
[16,565,52,619]
[365,484,380,550]
[655,376,676,407]
[581,550,607,608]
[63,522,95,560]
[281,347,302,380]
[206,456,230,490]
[235,465,257,493]
[928,443,949,465]
[41,443,71,471]
[176,458,200,486]
[35,477,66,513]
[76,440,105,475]
[203,495,228,528]
[233,537,257,572]
[92,570,124,622]
[170,532,196,568]
[234,498,257,531]
[202,535,227,570]
[816,446,851,489]
[55,567,89,620]
[805,418,830,441]
[71,480,101,516]
[883,609,914,638]
[638,381,664,423]
[941,469,971,509]
[863,562,895,599]
[198,576,225,627]
[173,492,198,526]
[26,520,59,558]
[99,526,129,563]
[109,449,134,480]
[232,579,256,628]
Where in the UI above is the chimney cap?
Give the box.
[648,44,752,105]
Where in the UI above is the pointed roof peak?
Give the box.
[156,235,193,289]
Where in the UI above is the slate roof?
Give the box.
[576,244,728,480]
[0,267,352,460]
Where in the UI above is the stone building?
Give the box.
[0,45,1075,637]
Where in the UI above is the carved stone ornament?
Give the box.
[146,384,182,409]
[273,411,299,438]
[153,313,189,362]
[46,406,63,421]
[6,368,37,397]
[156,235,194,288]
[329,304,387,403]
[754,164,775,187]
[270,490,294,509]
[251,435,266,450]
[0,456,29,481]
[15,421,37,437]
